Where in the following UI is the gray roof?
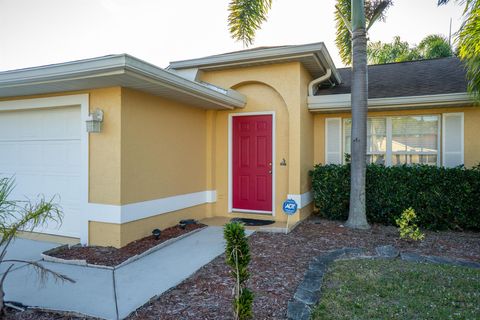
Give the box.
[316,57,467,98]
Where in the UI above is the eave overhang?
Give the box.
[168,42,342,84]
[0,54,246,110]
[308,92,474,113]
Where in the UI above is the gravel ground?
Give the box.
[5,217,480,320]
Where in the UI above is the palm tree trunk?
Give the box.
[346,0,370,229]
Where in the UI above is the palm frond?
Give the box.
[2,259,75,285]
[457,0,480,100]
[0,177,63,246]
[366,1,392,31]
[335,0,353,65]
[335,5,353,33]
[228,0,273,46]
[335,0,393,65]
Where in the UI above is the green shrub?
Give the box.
[310,164,480,230]
[224,222,253,320]
[396,208,425,241]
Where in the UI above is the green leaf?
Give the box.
[228,0,273,46]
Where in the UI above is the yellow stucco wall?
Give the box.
[314,106,480,167]
[90,88,212,247]
[120,88,208,203]
[202,63,305,196]
[89,88,123,205]
[299,65,314,194]
[211,83,290,221]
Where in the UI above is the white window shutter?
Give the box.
[442,113,464,167]
[325,118,342,164]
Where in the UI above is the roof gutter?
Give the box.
[308,68,332,96]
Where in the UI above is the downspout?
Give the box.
[308,68,332,96]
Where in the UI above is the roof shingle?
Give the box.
[316,57,467,98]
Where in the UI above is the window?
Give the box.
[343,115,440,166]
[391,116,439,166]
[344,118,387,165]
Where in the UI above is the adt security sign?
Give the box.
[282,199,298,215]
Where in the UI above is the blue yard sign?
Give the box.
[282,199,298,216]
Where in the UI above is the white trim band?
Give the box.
[287,191,313,209]
[87,190,217,224]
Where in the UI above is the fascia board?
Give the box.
[169,42,326,68]
[0,54,246,108]
[308,92,473,112]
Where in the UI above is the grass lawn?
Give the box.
[311,259,480,320]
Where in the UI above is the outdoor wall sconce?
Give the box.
[86,108,104,133]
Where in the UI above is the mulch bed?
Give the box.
[3,308,94,320]
[47,223,206,267]
[5,217,480,320]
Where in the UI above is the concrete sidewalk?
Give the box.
[0,238,59,274]
[4,226,246,319]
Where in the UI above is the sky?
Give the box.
[0,0,465,71]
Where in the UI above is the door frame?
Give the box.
[228,111,276,216]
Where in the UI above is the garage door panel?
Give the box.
[10,173,43,199]
[0,143,17,165]
[19,143,42,166]
[0,107,81,141]
[66,142,81,166]
[0,105,82,238]
[42,108,81,139]
[42,141,81,170]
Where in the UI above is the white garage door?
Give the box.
[0,106,83,238]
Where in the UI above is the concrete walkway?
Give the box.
[0,238,59,273]
[4,226,243,319]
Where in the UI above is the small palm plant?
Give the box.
[224,222,254,320]
[0,177,74,314]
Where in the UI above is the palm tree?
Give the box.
[438,0,479,100]
[335,1,392,64]
[228,0,390,229]
[417,34,453,59]
[343,0,370,229]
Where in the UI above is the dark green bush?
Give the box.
[310,164,480,230]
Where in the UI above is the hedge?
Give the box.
[310,164,480,231]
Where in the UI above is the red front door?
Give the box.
[232,115,273,212]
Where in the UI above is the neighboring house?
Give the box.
[0,43,476,248]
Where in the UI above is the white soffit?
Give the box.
[0,54,246,110]
[308,92,473,112]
